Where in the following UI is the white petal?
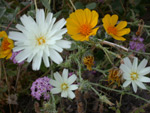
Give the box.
[32,51,43,70]
[49,49,63,64]
[139,76,150,83]
[49,45,63,52]
[123,80,131,87]
[132,57,138,71]
[43,53,50,67]
[120,64,131,73]
[54,72,63,83]
[52,18,66,30]
[56,40,71,49]
[68,90,75,99]
[36,9,45,26]
[45,12,53,26]
[62,69,68,82]
[135,81,146,89]
[61,91,68,98]
[137,59,148,71]
[15,49,30,62]
[139,67,150,76]
[68,74,77,85]
[69,85,78,90]
[122,73,131,80]
[123,57,132,69]
[132,81,137,93]
[9,31,26,41]
[50,79,60,87]
[51,88,61,94]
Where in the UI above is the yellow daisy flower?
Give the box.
[102,14,130,41]
[66,8,99,41]
[0,31,14,59]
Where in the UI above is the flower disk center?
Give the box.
[61,83,69,91]
[37,37,46,45]
[130,72,139,80]
[80,24,91,36]
[107,26,117,35]
[1,38,10,50]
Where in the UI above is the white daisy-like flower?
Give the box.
[120,57,150,93]
[50,69,78,99]
[9,9,71,70]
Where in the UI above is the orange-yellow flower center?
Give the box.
[107,26,117,35]
[130,72,138,80]
[80,24,91,36]
[1,38,10,50]
[61,83,69,90]
[37,37,46,45]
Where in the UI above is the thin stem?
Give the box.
[76,59,83,82]
[69,0,76,11]
[0,60,1,80]
[34,0,38,11]
[15,66,21,91]
[2,62,12,113]
[90,82,150,103]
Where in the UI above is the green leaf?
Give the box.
[40,0,50,11]
[116,109,121,113]
[75,2,84,9]
[0,7,6,18]
[86,2,96,10]
[54,10,62,18]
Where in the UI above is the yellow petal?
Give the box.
[116,21,127,30]
[90,10,99,28]
[110,15,118,26]
[71,34,87,41]
[102,14,111,31]
[67,26,79,35]
[75,9,86,25]
[69,12,80,26]
[0,31,8,38]
[85,8,92,25]
[66,18,80,28]
[116,28,130,36]
[90,27,99,36]
[111,34,126,41]
[6,52,12,59]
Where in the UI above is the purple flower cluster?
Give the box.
[10,51,24,65]
[30,77,52,100]
[129,36,145,52]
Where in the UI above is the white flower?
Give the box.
[120,57,150,93]
[9,9,71,70]
[50,69,78,99]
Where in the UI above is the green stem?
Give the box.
[34,0,38,11]
[76,59,83,82]
[90,82,150,103]
[69,0,76,10]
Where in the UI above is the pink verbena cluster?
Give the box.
[10,51,24,65]
[30,77,52,100]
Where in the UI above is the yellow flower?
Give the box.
[0,31,14,59]
[102,14,130,41]
[108,67,122,86]
[83,56,94,71]
[66,8,99,41]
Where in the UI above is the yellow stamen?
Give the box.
[61,83,69,90]
[80,24,91,36]
[37,37,45,45]
[130,72,138,80]
[1,38,10,50]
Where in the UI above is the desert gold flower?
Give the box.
[83,56,94,71]
[0,31,14,59]
[102,14,130,41]
[66,8,99,41]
